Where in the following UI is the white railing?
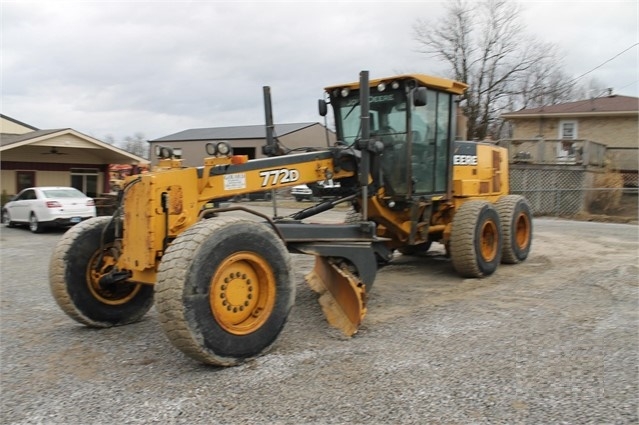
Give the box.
[499,139,608,167]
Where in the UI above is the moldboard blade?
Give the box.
[306,256,367,336]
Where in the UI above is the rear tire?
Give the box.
[496,195,533,264]
[155,216,295,366]
[450,201,502,278]
[29,213,45,233]
[49,216,154,327]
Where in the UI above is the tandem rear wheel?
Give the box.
[450,200,502,278]
[449,197,533,278]
[496,195,533,264]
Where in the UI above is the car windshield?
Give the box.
[42,189,86,198]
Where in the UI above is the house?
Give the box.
[501,95,639,181]
[0,114,147,198]
[499,95,638,215]
[149,122,336,166]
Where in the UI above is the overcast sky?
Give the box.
[2,1,638,143]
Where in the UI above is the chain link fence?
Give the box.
[510,166,637,217]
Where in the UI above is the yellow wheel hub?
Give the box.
[480,220,499,262]
[210,252,276,335]
[87,246,141,305]
[514,212,531,249]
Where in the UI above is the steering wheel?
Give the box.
[375,126,399,147]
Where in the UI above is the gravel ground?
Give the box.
[0,208,637,425]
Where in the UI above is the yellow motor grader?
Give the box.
[49,71,532,366]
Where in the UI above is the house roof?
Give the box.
[150,122,319,142]
[0,127,148,164]
[0,114,39,131]
[502,95,639,118]
[0,129,67,147]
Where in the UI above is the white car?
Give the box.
[291,180,343,202]
[291,184,314,201]
[2,186,97,233]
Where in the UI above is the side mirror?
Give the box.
[413,87,427,107]
[318,99,327,117]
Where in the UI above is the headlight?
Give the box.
[216,141,232,156]
[377,82,386,92]
[155,145,173,159]
[205,142,217,156]
[340,88,350,97]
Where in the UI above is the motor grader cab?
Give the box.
[49,71,532,367]
[321,74,531,275]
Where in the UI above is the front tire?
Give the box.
[49,216,154,327]
[450,201,502,278]
[155,216,295,366]
[496,195,533,264]
[2,209,15,228]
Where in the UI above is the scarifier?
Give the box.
[49,71,533,366]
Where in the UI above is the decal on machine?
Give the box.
[453,155,478,165]
[224,173,247,190]
[259,168,300,187]
[452,141,478,166]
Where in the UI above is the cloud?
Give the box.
[2,1,637,142]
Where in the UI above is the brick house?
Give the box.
[501,95,639,181]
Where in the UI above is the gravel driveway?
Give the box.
[1,210,637,425]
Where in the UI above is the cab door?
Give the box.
[410,90,454,196]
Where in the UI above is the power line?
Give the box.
[570,43,639,83]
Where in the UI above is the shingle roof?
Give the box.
[502,95,639,118]
[0,129,68,147]
[150,122,318,142]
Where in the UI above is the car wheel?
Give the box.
[294,196,303,202]
[2,209,15,228]
[399,241,433,256]
[29,213,45,233]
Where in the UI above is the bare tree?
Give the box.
[120,132,148,159]
[413,0,573,140]
[573,77,611,99]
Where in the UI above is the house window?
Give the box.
[70,168,99,197]
[559,120,578,139]
[557,120,578,161]
[16,171,35,193]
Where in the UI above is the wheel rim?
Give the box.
[209,251,276,335]
[479,219,499,262]
[86,245,141,305]
[29,215,37,231]
[514,212,531,250]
